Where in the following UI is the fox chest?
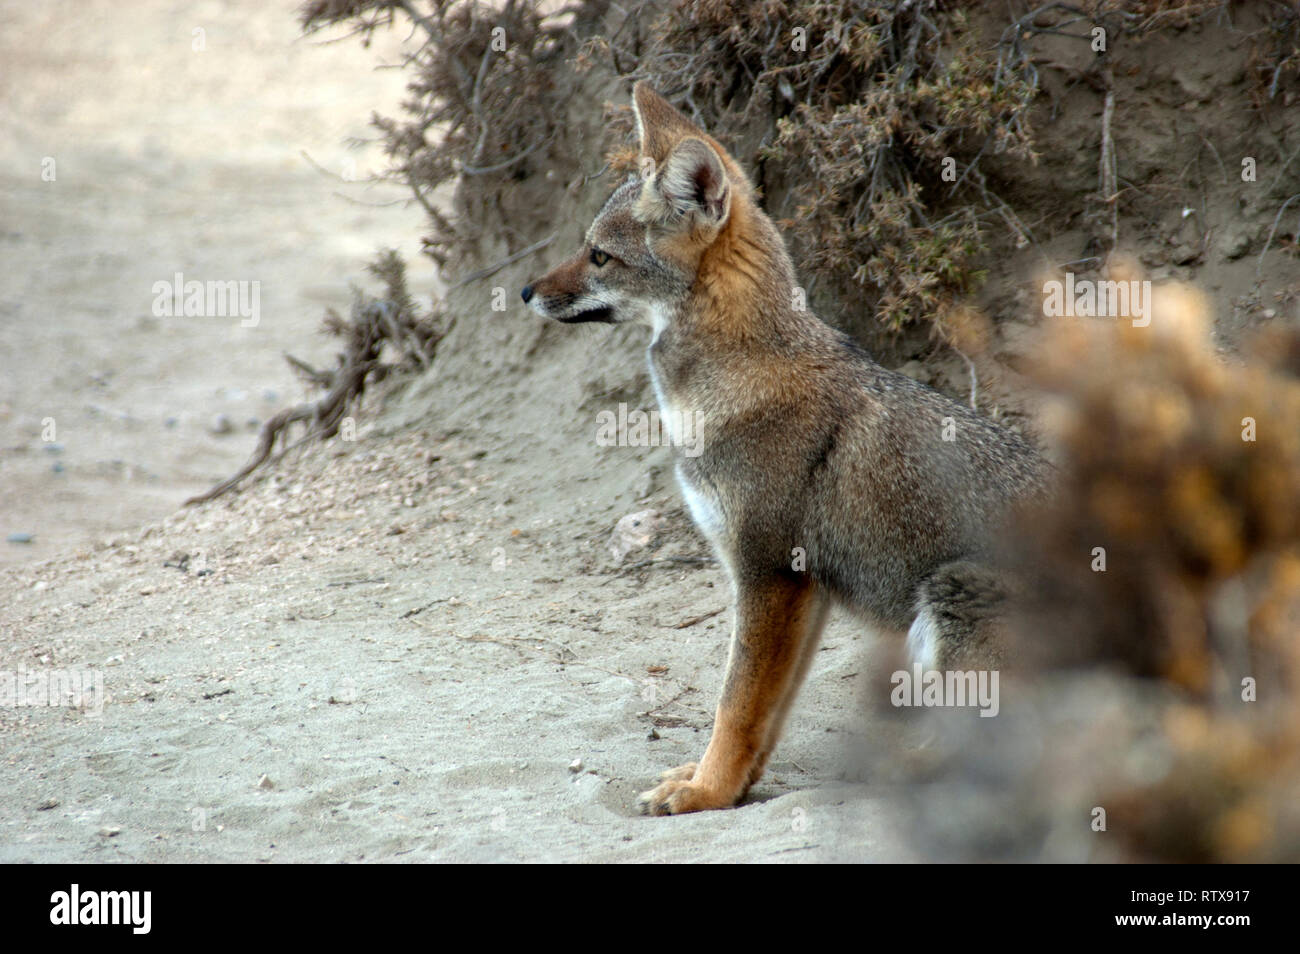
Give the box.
[647,344,728,545]
[646,350,702,456]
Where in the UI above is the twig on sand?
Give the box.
[1098,78,1119,255]
[613,555,717,578]
[405,614,645,684]
[446,232,557,291]
[664,607,725,629]
[406,614,559,658]
[1257,192,1300,279]
[641,683,711,725]
[952,346,979,410]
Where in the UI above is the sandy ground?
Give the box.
[0,424,912,862]
[0,0,909,862]
[0,0,435,566]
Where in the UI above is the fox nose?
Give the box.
[520,285,534,303]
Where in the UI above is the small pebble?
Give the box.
[569,758,583,774]
[257,774,274,790]
[6,532,33,544]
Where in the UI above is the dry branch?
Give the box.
[185,252,449,506]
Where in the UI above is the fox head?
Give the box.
[522,83,790,331]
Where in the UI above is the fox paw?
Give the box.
[657,762,697,783]
[637,773,735,816]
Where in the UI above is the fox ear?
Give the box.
[642,136,731,228]
[633,82,707,165]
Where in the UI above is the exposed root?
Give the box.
[185,251,449,506]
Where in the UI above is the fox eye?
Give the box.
[590,248,610,267]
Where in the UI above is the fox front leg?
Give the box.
[639,575,823,815]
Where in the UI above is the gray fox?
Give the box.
[523,83,1047,814]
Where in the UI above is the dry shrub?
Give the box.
[1014,276,1300,687]
[299,1,1296,343]
[299,1,1041,335]
[884,279,1300,862]
[615,0,1039,333]
[1245,0,1300,106]
[1008,276,1300,861]
[187,251,450,504]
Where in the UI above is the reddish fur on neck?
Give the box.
[689,196,793,344]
